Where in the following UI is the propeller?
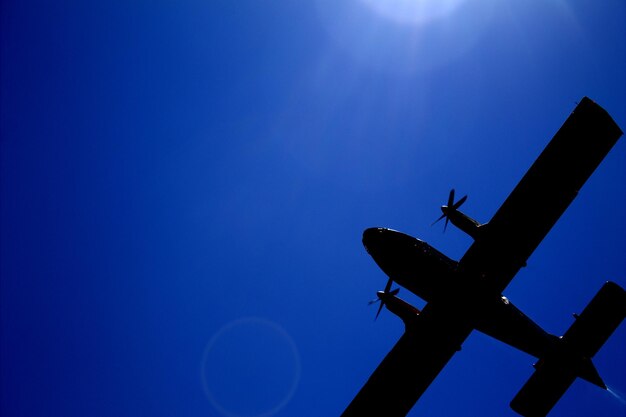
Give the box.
[368,278,400,320]
[432,189,467,232]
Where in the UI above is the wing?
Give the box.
[341,303,472,417]
[459,97,622,293]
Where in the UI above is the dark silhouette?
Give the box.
[342,97,625,417]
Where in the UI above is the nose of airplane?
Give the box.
[362,227,387,253]
[362,227,419,278]
[362,227,424,257]
[362,227,413,254]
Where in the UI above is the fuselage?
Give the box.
[362,228,457,303]
[362,227,557,359]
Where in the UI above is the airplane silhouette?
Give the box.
[342,97,625,417]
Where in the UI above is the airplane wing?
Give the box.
[459,97,622,293]
[341,303,472,417]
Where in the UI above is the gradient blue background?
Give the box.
[1,1,625,416]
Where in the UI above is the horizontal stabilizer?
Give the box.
[511,281,626,417]
[562,281,626,358]
[510,357,577,417]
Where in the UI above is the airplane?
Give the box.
[341,97,625,417]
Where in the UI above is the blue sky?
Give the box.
[1,1,624,417]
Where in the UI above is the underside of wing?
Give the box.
[460,97,622,292]
[341,304,472,417]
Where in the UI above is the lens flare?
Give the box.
[201,318,301,417]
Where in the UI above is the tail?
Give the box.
[510,281,626,417]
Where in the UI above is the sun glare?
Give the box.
[359,0,468,25]
[315,0,495,75]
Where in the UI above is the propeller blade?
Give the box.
[370,279,399,320]
[432,212,446,226]
[452,195,467,210]
[375,302,385,320]
[383,278,393,294]
[433,189,468,233]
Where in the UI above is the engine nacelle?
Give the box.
[382,293,420,327]
[447,209,483,240]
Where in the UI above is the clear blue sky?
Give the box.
[1,1,625,417]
